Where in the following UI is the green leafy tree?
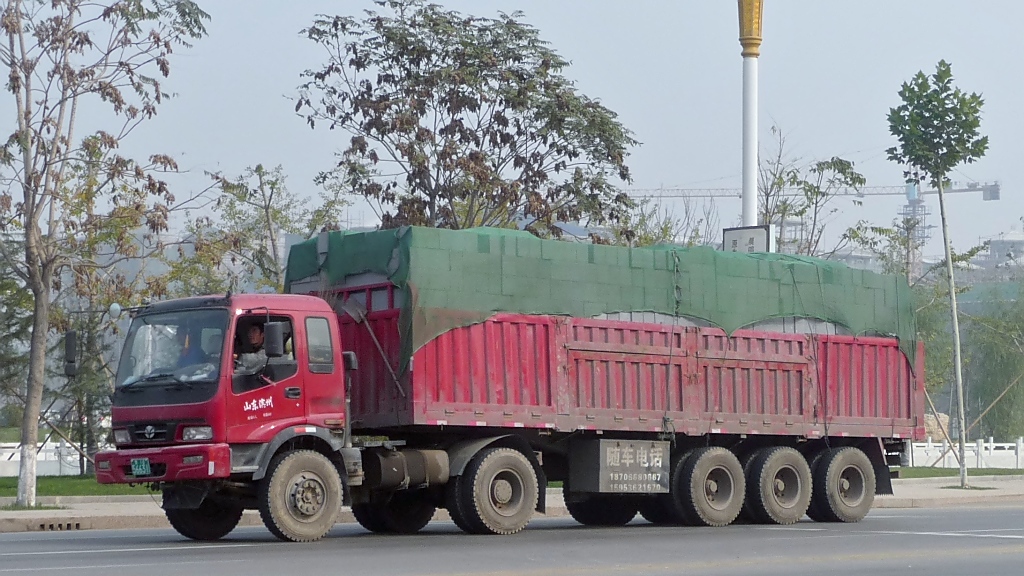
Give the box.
[0,240,31,410]
[964,290,1024,441]
[887,59,988,487]
[296,0,637,237]
[0,0,209,506]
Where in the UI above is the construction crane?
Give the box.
[627,181,1000,201]
[629,181,1000,277]
[628,181,999,244]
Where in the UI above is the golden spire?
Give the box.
[737,0,764,58]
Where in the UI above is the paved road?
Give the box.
[3,505,1023,576]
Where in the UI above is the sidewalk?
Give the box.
[3,476,1024,534]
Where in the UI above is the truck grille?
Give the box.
[129,423,170,443]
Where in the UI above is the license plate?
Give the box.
[131,458,152,477]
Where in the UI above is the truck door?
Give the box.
[225,314,306,442]
[301,315,345,422]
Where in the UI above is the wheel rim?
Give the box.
[703,465,736,511]
[288,471,328,519]
[836,465,866,508]
[771,464,802,509]
[490,469,525,518]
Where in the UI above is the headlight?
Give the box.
[182,426,213,441]
[113,429,131,444]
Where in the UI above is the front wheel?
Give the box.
[258,450,343,542]
[165,498,244,541]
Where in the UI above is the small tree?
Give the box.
[167,164,349,295]
[609,197,719,248]
[887,59,989,488]
[756,126,864,256]
[296,0,637,237]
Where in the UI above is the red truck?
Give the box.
[91,227,924,542]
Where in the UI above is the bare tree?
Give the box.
[0,0,208,506]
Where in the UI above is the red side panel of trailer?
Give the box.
[335,284,924,441]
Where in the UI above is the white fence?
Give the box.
[907,438,1024,469]
[6,439,1024,477]
[0,441,90,477]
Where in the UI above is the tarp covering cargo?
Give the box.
[285,226,916,369]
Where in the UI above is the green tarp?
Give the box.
[285,226,917,371]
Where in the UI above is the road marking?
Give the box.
[0,543,270,558]
[869,530,1024,540]
[753,526,828,531]
[0,559,244,573]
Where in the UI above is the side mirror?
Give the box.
[342,351,358,372]
[264,322,285,358]
[64,330,78,377]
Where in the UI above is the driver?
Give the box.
[176,326,206,367]
[234,323,266,373]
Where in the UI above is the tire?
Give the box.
[563,486,637,526]
[352,502,390,534]
[165,498,244,541]
[805,450,830,522]
[745,447,812,525]
[638,497,675,524]
[674,447,745,527]
[810,447,875,523]
[258,450,343,542]
[459,447,539,535]
[738,448,772,523]
[380,491,436,534]
[655,449,695,525]
[445,475,475,533]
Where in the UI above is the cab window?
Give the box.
[306,317,335,374]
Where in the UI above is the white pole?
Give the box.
[737,0,763,228]
[742,56,758,227]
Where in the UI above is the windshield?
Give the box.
[115,308,229,389]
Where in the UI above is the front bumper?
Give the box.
[94,443,232,484]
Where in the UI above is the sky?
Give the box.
[115,0,1021,258]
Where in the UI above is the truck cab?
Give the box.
[94,293,357,541]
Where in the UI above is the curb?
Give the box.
[5,486,1024,534]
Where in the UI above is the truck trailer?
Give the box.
[93,226,924,542]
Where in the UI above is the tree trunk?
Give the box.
[936,179,969,488]
[17,277,51,507]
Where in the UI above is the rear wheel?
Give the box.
[380,491,436,534]
[165,498,244,541]
[745,447,812,525]
[564,488,637,526]
[352,502,389,534]
[638,497,675,524]
[445,475,475,533]
[459,447,538,535]
[258,450,342,542]
[805,450,830,522]
[810,447,875,523]
[674,447,745,527]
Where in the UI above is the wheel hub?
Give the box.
[492,478,514,505]
[291,474,327,517]
[837,466,866,507]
